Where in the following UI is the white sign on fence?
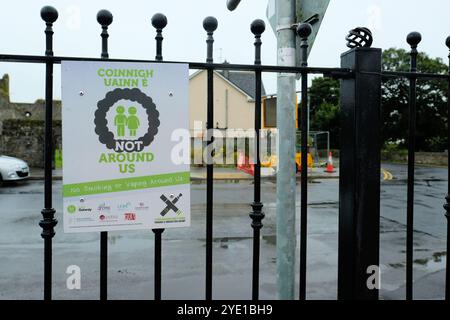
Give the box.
[61,61,190,233]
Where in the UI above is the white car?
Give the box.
[0,155,30,183]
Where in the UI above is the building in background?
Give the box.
[0,71,279,167]
[189,68,267,135]
[0,74,61,168]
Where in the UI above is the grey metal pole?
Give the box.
[276,0,296,300]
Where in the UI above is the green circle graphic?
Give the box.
[67,205,77,214]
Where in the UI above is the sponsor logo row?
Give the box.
[67,201,145,223]
[68,201,149,213]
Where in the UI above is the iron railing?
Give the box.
[0,6,449,301]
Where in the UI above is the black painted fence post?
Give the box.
[97,10,113,300]
[444,36,450,301]
[405,31,421,301]
[203,16,217,301]
[297,22,312,301]
[151,12,167,301]
[39,5,58,301]
[249,18,265,301]
[338,32,381,300]
[96,9,113,301]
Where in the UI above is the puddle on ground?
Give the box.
[414,251,447,272]
[191,179,247,185]
[423,178,446,183]
[108,233,279,250]
[263,235,276,246]
[196,235,277,248]
[402,251,448,272]
[213,236,250,243]
[0,190,42,195]
[388,252,446,272]
[414,258,429,265]
[389,263,404,269]
[13,215,42,224]
[217,179,246,184]
[309,201,339,209]
[400,248,430,253]
[213,203,252,209]
[108,234,123,245]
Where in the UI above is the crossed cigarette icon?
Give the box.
[160,193,183,216]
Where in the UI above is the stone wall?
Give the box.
[0,74,62,167]
[0,73,62,126]
[0,74,9,101]
[0,119,61,168]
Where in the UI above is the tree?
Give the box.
[309,48,448,152]
[382,48,448,151]
[309,77,340,148]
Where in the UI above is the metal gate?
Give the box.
[0,6,449,301]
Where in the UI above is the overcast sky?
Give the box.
[0,0,449,102]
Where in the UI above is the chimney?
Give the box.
[222,60,230,79]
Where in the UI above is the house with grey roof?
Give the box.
[189,69,268,137]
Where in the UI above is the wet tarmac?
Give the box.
[0,163,447,299]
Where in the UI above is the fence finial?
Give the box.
[41,6,58,24]
[297,22,312,39]
[346,27,373,49]
[407,31,421,73]
[250,19,265,36]
[97,9,113,27]
[297,23,312,67]
[151,13,167,61]
[203,17,218,63]
[40,6,58,57]
[251,19,265,66]
[203,16,218,34]
[407,32,422,49]
[96,10,113,59]
[151,13,167,30]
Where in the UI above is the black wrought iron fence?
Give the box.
[0,5,449,301]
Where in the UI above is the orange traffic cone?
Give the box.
[325,151,335,173]
[237,151,254,176]
[237,151,245,168]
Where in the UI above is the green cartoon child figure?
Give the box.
[127,106,140,136]
[114,106,127,137]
